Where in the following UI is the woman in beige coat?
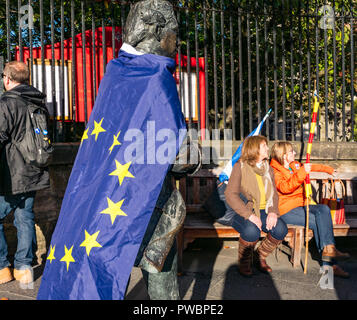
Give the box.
[225,135,287,276]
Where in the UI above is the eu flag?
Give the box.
[37,47,186,300]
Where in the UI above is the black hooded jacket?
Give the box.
[0,84,50,195]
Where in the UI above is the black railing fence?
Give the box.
[0,0,356,142]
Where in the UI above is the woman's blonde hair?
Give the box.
[240,135,268,166]
[270,141,294,165]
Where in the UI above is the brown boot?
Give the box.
[322,245,350,262]
[0,267,13,284]
[333,265,350,279]
[256,233,282,273]
[238,238,258,277]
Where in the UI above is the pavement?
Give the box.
[0,236,356,300]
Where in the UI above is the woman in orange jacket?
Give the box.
[270,142,350,278]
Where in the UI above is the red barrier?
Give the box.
[17,27,206,138]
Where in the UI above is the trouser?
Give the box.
[232,209,288,242]
[280,204,336,266]
[0,191,36,270]
[280,204,335,252]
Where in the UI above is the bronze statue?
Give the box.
[123,0,178,58]
[123,0,201,300]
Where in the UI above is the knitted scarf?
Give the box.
[241,160,274,218]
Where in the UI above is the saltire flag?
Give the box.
[37,46,186,300]
[218,108,272,183]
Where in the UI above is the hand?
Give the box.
[211,166,223,177]
[248,214,262,231]
[266,212,278,231]
[303,163,311,173]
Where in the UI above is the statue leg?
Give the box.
[142,245,179,300]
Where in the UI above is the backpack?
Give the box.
[5,92,54,167]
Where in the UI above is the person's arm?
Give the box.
[265,167,279,230]
[0,101,10,150]
[311,163,334,175]
[267,167,280,217]
[224,162,253,220]
[171,134,202,176]
[274,165,306,195]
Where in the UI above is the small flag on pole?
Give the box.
[219,108,272,183]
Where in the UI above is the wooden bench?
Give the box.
[176,169,357,272]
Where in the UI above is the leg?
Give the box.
[231,213,261,243]
[256,210,288,272]
[260,210,288,241]
[280,206,320,249]
[231,214,260,276]
[12,192,36,270]
[311,204,350,261]
[280,206,322,268]
[142,244,179,300]
[0,196,17,270]
[308,204,335,250]
[281,205,349,264]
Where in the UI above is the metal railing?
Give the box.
[1,0,356,142]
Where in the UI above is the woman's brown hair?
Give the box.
[270,141,294,165]
[240,135,268,166]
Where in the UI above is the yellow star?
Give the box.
[81,128,89,144]
[100,197,127,224]
[60,245,75,271]
[91,118,106,141]
[109,131,121,154]
[109,160,135,185]
[47,245,56,263]
[80,230,102,256]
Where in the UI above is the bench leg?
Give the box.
[176,227,184,274]
[291,227,303,269]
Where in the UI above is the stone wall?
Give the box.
[3,141,357,265]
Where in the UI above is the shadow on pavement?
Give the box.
[178,238,223,300]
[221,264,281,300]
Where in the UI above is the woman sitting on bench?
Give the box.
[225,135,288,277]
[270,141,350,278]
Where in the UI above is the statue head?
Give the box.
[123,0,178,59]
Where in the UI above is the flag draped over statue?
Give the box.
[37,49,186,300]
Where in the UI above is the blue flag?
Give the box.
[219,109,272,183]
[37,48,186,300]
